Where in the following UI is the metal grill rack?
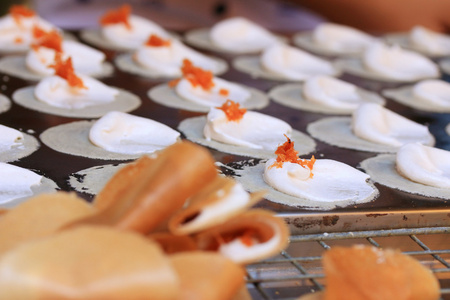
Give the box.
[246,227,450,300]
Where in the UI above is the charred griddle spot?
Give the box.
[342,222,353,230]
[403,215,408,221]
[221,158,263,177]
[366,213,388,218]
[322,215,339,226]
[220,164,238,177]
[288,216,339,230]
[227,159,262,170]
[72,173,86,183]
[291,217,322,230]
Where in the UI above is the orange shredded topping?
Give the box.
[32,25,47,39]
[219,88,229,96]
[218,100,246,122]
[100,4,131,29]
[49,53,86,89]
[168,78,181,88]
[145,34,171,47]
[31,29,62,52]
[181,59,214,91]
[10,5,35,22]
[270,135,316,177]
[14,36,23,44]
[239,229,258,247]
[214,229,259,248]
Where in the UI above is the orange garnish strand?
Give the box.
[239,229,258,247]
[49,53,86,89]
[219,88,229,96]
[14,36,23,44]
[10,5,35,20]
[145,34,171,47]
[10,5,35,17]
[272,135,300,167]
[99,4,131,30]
[270,135,316,177]
[181,59,214,91]
[32,25,47,39]
[305,155,316,172]
[31,29,62,52]
[10,5,35,26]
[214,230,258,248]
[168,78,181,88]
[218,100,246,122]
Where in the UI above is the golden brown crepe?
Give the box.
[148,232,198,254]
[0,226,180,300]
[170,251,245,300]
[0,192,93,257]
[195,209,290,264]
[231,285,253,300]
[0,126,291,299]
[168,176,265,235]
[63,141,218,233]
[93,155,156,211]
[322,245,440,300]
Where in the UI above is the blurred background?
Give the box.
[1,0,323,32]
[2,0,450,34]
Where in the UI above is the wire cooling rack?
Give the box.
[246,226,450,300]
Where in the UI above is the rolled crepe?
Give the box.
[170,251,245,300]
[0,208,7,216]
[0,226,180,300]
[0,192,93,257]
[194,209,290,264]
[148,232,197,254]
[64,141,218,234]
[322,245,440,300]
[168,176,265,235]
[93,155,156,211]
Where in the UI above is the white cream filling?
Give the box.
[312,23,377,52]
[34,74,118,109]
[363,43,439,81]
[134,39,222,76]
[219,224,281,264]
[351,103,433,147]
[89,111,180,155]
[261,44,337,80]
[204,108,292,151]
[0,15,55,50]
[0,124,23,152]
[102,15,169,50]
[178,183,250,233]
[409,26,450,56]
[209,17,278,53]
[412,79,450,108]
[396,143,450,188]
[302,75,361,110]
[175,77,250,107]
[0,162,42,204]
[263,158,374,202]
[26,40,106,76]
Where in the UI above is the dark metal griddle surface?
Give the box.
[1,32,449,235]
